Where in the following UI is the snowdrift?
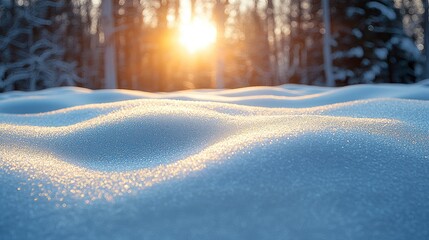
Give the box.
[1,84,429,239]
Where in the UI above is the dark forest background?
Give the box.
[1,0,428,92]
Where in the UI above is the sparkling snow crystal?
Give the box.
[1,84,429,239]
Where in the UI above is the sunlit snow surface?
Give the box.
[1,84,429,239]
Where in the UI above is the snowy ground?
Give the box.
[1,83,429,239]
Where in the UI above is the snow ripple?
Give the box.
[1,84,429,239]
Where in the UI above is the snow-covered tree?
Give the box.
[331,0,421,85]
[0,0,80,92]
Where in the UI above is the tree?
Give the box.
[0,0,80,92]
[239,0,273,86]
[330,0,420,85]
[266,0,279,85]
[322,0,334,86]
[286,0,305,84]
[214,0,228,88]
[101,0,117,89]
[422,0,429,78]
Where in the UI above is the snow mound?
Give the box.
[1,84,429,239]
[0,83,428,113]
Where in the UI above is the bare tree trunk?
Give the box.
[423,0,429,79]
[190,0,197,19]
[157,0,169,91]
[287,0,303,84]
[28,1,36,91]
[174,0,180,23]
[214,0,226,89]
[101,0,117,89]
[322,0,334,87]
[266,0,279,85]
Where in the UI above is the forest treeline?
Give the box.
[0,0,428,92]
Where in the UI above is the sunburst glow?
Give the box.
[179,18,217,53]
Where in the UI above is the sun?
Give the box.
[178,18,217,53]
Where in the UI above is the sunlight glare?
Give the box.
[179,19,217,53]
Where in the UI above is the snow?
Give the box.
[352,28,363,39]
[367,1,397,20]
[396,37,422,59]
[1,83,429,239]
[374,48,388,60]
[333,68,354,81]
[362,65,384,83]
[333,47,364,60]
[346,7,365,17]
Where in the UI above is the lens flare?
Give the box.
[179,18,217,53]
